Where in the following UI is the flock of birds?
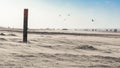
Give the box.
[58,13,95,23]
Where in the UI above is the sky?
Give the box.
[0,0,120,29]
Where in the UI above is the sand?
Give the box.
[0,28,120,68]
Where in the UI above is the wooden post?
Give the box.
[23,9,28,43]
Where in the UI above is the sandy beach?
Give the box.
[0,28,120,68]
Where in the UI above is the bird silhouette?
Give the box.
[92,19,94,22]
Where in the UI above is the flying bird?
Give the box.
[68,14,70,16]
[92,19,94,22]
[59,14,61,17]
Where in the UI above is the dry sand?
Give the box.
[0,29,120,68]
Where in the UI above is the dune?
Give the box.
[0,28,120,68]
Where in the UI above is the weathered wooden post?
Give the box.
[23,9,28,43]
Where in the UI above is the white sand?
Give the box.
[0,29,120,68]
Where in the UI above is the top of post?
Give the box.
[24,9,28,15]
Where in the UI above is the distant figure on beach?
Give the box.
[114,29,117,32]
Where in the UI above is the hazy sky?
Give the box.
[0,0,120,29]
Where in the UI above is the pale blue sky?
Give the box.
[0,0,120,29]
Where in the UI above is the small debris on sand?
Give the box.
[0,33,6,36]
[76,45,97,50]
[8,34,17,36]
[0,38,7,41]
